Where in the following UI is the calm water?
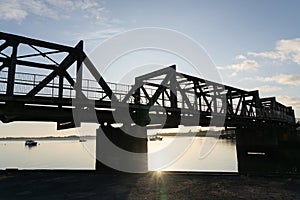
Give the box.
[0,137,237,172]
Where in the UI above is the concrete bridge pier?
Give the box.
[95,124,148,173]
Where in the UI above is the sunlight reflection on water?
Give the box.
[148,137,237,172]
[0,137,237,172]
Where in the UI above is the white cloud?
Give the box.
[230,59,259,71]
[253,85,282,93]
[0,0,107,22]
[242,85,282,94]
[235,54,247,60]
[64,28,126,51]
[277,96,300,109]
[221,38,300,78]
[22,0,58,19]
[0,0,27,21]
[248,51,285,60]
[248,38,300,65]
[255,74,300,86]
[218,59,259,76]
[45,0,74,9]
[46,0,98,11]
[66,28,125,41]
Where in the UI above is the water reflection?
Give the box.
[0,140,95,169]
[0,137,237,172]
[148,137,237,172]
[25,144,38,149]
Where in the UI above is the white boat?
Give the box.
[25,139,37,146]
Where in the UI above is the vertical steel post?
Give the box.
[169,65,177,109]
[58,76,63,98]
[6,43,18,96]
[76,41,83,100]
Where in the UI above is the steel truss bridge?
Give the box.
[2,31,300,174]
[0,32,297,130]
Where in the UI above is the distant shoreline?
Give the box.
[0,135,96,141]
[156,130,235,138]
[156,132,220,137]
[0,131,236,141]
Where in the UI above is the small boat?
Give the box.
[79,139,87,142]
[149,135,163,141]
[25,139,37,146]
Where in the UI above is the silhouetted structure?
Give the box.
[0,32,299,174]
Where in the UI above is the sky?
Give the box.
[0,0,300,136]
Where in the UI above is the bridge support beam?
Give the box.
[95,124,148,173]
[236,123,300,175]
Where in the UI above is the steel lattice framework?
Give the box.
[0,32,296,130]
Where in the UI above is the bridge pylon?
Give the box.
[236,122,300,175]
[95,123,148,173]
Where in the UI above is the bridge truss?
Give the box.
[0,32,296,130]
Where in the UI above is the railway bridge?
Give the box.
[0,32,299,174]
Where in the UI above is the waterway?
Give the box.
[0,137,237,172]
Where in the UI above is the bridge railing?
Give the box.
[0,70,296,125]
[0,70,132,102]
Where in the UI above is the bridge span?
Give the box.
[0,31,299,174]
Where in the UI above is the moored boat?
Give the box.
[149,135,163,141]
[25,139,37,146]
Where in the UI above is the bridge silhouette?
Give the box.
[0,32,299,174]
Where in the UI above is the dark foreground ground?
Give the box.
[0,171,299,200]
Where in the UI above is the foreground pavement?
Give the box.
[0,171,299,199]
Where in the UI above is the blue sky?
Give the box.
[0,0,299,136]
